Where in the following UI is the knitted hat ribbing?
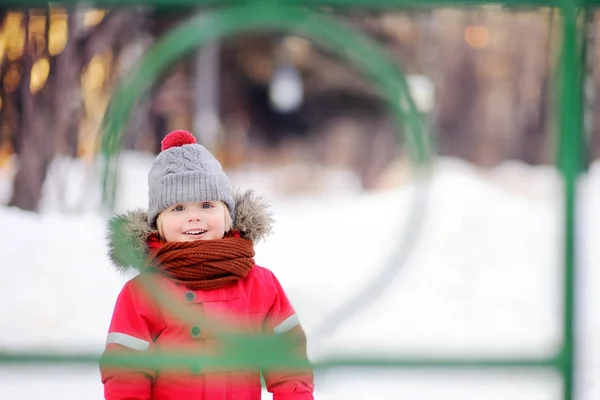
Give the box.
[147,130,235,227]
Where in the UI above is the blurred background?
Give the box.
[0,3,598,400]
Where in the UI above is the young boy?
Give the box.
[101,130,314,399]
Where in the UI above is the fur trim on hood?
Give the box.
[106,190,274,273]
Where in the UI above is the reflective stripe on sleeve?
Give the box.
[274,313,300,334]
[106,332,150,351]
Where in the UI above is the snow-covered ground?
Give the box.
[0,153,597,399]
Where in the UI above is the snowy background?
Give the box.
[0,152,598,399]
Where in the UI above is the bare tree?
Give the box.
[5,8,147,211]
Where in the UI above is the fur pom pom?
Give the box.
[161,130,196,151]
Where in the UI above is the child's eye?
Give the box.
[201,202,213,209]
[172,205,184,212]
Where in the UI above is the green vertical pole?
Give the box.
[558,2,584,400]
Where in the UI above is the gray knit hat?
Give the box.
[147,130,235,227]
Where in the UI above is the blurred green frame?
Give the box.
[0,1,585,400]
[98,4,432,209]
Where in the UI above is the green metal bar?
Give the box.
[100,3,432,211]
[0,0,572,9]
[557,1,585,400]
[0,351,562,370]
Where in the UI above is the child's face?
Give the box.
[157,201,228,242]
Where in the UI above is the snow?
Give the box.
[0,153,597,400]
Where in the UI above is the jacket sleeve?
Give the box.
[262,272,314,400]
[100,278,166,400]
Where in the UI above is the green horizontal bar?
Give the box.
[319,356,560,369]
[0,351,561,371]
[0,0,574,9]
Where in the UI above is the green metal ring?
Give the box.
[99,3,432,210]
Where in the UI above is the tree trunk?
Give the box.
[7,9,148,211]
[9,12,52,211]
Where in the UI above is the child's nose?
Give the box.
[187,209,202,221]
[188,216,201,222]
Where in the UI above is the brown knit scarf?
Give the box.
[149,237,255,290]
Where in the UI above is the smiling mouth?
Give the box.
[185,230,207,236]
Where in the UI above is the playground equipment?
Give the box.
[0,1,586,399]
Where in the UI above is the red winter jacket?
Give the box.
[101,266,313,400]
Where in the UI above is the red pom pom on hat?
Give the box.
[160,130,196,151]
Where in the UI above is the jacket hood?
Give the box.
[106,189,274,273]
